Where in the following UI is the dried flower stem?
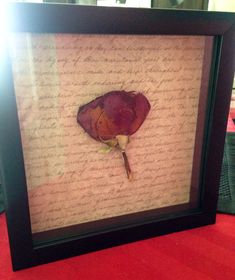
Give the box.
[121,151,132,181]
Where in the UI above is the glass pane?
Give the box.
[9,33,213,243]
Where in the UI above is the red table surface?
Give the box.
[0,213,235,280]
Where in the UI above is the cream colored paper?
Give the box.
[10,34,209,233]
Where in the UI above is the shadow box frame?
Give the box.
[0,2,235,271]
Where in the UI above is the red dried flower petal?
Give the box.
[77,91,150,141]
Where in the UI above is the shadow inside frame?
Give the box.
[32,202,198,246]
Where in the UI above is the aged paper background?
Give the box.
[10,34,211,233]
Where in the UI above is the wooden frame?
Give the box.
[0,3,235,271]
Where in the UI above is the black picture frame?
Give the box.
[1,2,235,271]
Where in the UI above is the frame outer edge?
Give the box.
[202,22,235,217]
[7,2,235,35]
[0,45,35,271]
[2,3,235,270]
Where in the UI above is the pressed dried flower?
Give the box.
[77,90,150,180]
